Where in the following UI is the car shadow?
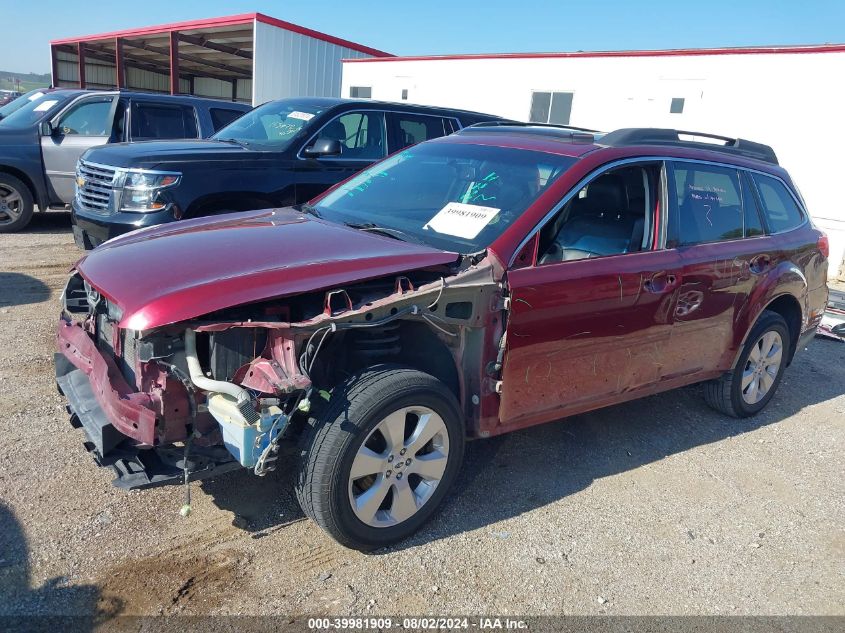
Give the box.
[21,211,72,234]
[199,338,844,550]
[200,450,307,536]
[0,273,51,307]
[391,337,845,551]
[0,502,120,630]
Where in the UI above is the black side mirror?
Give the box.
[303,138,342,158]
[39,121,56,136]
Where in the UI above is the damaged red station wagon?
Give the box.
[56,124,829,550]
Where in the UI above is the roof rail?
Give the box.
[599,128,778,164]
[462,121,598,143]
[469,120,601,133]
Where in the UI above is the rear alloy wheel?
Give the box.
[0,174,35,233]
[296,366,464,550]
[704,310,790,417]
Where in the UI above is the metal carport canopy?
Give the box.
[49,13,391,103]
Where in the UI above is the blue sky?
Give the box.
[2,0,843,73]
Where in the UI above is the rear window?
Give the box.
[753,174,804,233]
[209,107,245,132]
[131,102,199,140]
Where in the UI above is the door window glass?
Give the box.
[538,164,659,263]
[753,173,804,233]
[57,98,114,136]
[672,163,743,245]
[131,102,198,140]
[316,112,386,160]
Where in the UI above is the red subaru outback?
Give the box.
[56,125,829,550]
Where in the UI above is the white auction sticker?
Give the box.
[28,91,45,101]
[288,111,315,121]
[34,100,58,112]
[424,202,500,239]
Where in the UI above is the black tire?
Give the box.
[704,310,791,418]
[0,173,35,233]
[295,365,465,551]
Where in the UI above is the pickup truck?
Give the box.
[0,89,250,232]
[70,97,503,248]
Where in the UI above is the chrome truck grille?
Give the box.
[75,160,119,215]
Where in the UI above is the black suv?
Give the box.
[71,97,502,249]
[0,89,249,233]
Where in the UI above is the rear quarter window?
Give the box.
[210,107,245,132]
[753,174,804,233]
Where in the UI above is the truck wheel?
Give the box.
[296,365,464,551]
[0,174,35,233]
[704,310,790,418]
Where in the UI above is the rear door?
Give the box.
[499,161,684,429]
[294,110,387,203]
[664,161,769,376]
[41,95,118,203]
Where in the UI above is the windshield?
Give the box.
[211,99,328,149]
[0,91,70,129]
[313,142,575,253]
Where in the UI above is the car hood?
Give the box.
[82,139,257,168]
[76,208,459,330]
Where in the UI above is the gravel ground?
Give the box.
[0,213,843,621]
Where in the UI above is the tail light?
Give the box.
[818,232,829,259]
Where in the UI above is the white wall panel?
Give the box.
[343,52,845,277]
[252,20,372,106]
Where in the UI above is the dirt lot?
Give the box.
[1,213,843,621]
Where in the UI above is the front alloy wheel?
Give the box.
[348,406,450,528]
[0,173,35,233]
[296,366,464,550]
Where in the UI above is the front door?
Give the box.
[294,110,387,203]
[41,95,118,204]
[498,161,683,430]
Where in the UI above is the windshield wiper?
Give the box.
[344,222,422,245]
[216,137,249,147]
[300,203,321,218]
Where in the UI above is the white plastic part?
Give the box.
[183,329,251,403]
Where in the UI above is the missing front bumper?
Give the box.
[54,341,241,491]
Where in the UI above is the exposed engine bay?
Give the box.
[56,258,505,490]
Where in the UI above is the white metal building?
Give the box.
[342,45,845,278]
[50,13,391,106]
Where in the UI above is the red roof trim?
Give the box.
[49,13,257,45]
[49,12,392,57]
[254,14,391,57]
[343,43,845,63]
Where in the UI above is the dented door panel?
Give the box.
[498,248,683,430]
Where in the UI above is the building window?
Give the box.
[670,97,685,114]
[401,89,408,100]
[349,86,372,99]
[529,91,573,125]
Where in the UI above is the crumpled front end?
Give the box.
[55,273,244,489]
[55,253,503,491]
